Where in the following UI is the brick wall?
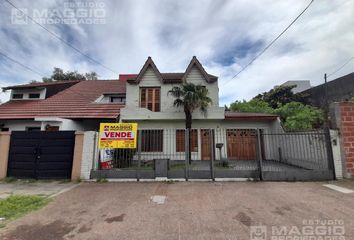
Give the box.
[336,101,354,177]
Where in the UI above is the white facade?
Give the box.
[121,66,225,121]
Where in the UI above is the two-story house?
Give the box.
[0,56,282,161]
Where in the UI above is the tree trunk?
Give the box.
[184,107,192,164]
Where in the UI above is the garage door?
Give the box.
[7,131,75,179]
[226,129,257,160]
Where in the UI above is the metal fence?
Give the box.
[90,128,335,181]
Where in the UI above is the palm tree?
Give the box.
[168,82,212,163]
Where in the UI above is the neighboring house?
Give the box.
[0,56,282,161]
[0,80,126,131]
[281,80,312,93]
[301,72,354,108]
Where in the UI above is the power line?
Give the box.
[0,49,44,77]
[4,0,118,75]
[327,56,354,78]
[224,0,315,85]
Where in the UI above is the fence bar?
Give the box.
[137,130,142,181]
[184,129,189,181]
[210,129,215,181]
[256,129,263,180]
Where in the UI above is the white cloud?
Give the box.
[0,0,353,105]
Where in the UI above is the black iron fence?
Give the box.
[91,128,335,181]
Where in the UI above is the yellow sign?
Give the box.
[99,123,138,149]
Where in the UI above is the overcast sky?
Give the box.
[0,0,353,105]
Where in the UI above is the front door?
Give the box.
[200,129,214,160]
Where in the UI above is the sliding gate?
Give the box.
[90,128,334,181]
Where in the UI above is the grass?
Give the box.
[0,195,49,222]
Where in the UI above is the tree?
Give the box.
[37,67,98,83]
[230,99,274,114]
[254,85,308,108]
[168,83,212,163]
[274,102,323,130]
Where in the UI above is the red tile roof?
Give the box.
[225,111,278,121]
[0,80,126,119]
[2,80,83,90]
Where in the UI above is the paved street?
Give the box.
[0,181,353,240]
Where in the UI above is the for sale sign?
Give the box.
[99,123,138,148]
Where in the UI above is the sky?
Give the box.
[0,0,353,106]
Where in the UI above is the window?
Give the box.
[1,128,9,132]
[26,127,40,131]
[140,130,163,152]
[140,87,160,112]
[110,96,126,103]
[12,93,23,99]
[176,129,198,152]
[29,93,40,99]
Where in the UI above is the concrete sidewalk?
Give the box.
[0,181,78,199]
[0,181,353,240]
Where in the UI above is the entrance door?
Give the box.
[227,129,257,160]
[200,129,214,160]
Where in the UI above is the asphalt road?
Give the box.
[0,181,353,240]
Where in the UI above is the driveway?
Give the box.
[0,181,353,240]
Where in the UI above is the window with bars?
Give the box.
[140,87,160,112]
[140,130,163,152]
[176,129,198,152]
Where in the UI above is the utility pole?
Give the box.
[324,73,329,128]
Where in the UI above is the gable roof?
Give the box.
[129,57,163,84]
[182,56,217,83]
[0,80,126,119]
[127,56,218,84]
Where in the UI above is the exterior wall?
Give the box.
[1,120,42,131]
[71,132,84,180]
[331,129,343,179]
[126,119,275,161]
[332,101,354,178]
[0,132,11,179]
[80,131,97,179]
[0,119,111,131]
[121,66,225,121]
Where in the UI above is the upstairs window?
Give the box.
[110,96,126,103]
[12,93,23,99]
[140,87,160,112]
[29,93,40,99]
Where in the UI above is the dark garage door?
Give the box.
[7,131,75,179]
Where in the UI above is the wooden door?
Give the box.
[200,129,214,160]
[226,129,257,160]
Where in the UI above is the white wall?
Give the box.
[0,120,41,131]
[0,118,110,131]
[121,66,225,121]
[331,129,343,179]
[80,131,97,179]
